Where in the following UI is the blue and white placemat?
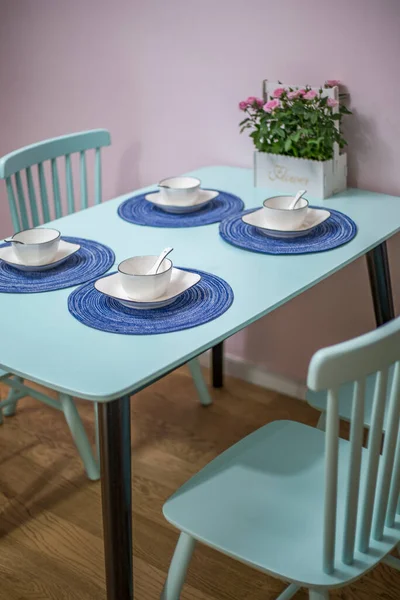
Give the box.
[68,268,233,335]
[219,207,357,255]
[117,190,244,228]
[0,237,115,293]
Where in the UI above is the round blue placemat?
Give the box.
[219,206,357,255]
[0,237,115,293]
[68,268,233,335]
[117,190,244,228]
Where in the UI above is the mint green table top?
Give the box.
[1,166,400,402]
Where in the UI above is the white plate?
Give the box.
[0,240,81,271]
[95,267,201,310]
[242,207,331,238]
[144,189,219,214]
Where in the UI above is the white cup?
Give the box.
[158,176,201,206]
[118,255,173,300]
[262,195,309,230]
[8,228,61,265]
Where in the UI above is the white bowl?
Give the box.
[9,228,61,266]
[158,176,201,206]
[118,255,173,301]
[261,195,309,230]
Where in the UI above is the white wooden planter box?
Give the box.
[254,80,348,199]
[254,151,347,199]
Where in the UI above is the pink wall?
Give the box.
[2,0,400,381]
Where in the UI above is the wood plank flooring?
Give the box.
[0,367,399,599]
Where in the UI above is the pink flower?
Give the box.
[287,90,300,100]
[303,90,317,100]
[327,98,339,108]
[298,89,306,96]
[263,99,281,113]
[245,96,264,108]
[273,87,285,98]
[326,79,340,87]
[239,101,248,110]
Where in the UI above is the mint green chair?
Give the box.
[0,130,211,481]
[161,318,400,599]
[308,369,392,432]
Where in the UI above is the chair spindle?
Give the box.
[342,379,365,564]
[323,387,340,574]
[358,368,388,552]
[38,162,50,224]
[80,151,88,209]
[373,361,400,540]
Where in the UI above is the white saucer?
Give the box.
[95,267,201,310]
[0,240,81,271]
[144,189,219,214]
[242,207,331,238]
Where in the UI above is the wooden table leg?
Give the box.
[99,395,133,600]
[366,241,395,326]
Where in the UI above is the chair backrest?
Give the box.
[0,129,111,232]
[307,317,400,574]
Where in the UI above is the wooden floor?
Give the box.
[1,368,400,599]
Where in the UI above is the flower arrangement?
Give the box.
[239,81,351,162]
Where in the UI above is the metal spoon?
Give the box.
[4,237,24,244]
[147,247,174,275]
[288,189,307,210]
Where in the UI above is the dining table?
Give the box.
[0,165,398,600]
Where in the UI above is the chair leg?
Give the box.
[276,583,300,599]
[187,358,212,406]
[59,393,100,481]
[316,412,326,430]
[309,589,329,599]
[161,533,196,599]
[3,376,24,417]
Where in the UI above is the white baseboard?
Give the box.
[199,351,306,401]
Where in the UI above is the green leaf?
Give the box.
[291,131,301,143]
[239,118,250,126]
[332,113,342,120]
[239,124,251,134]
[284,138,292,152]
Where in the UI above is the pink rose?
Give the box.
[287,90,300,100]
[326,79,340,87]
[273,87,285,98]
[303,90,317,100]
[239,100,248,110]
[263,99,281,113]
[327,98,339,108]
[245,96,264,108]
[298,89,306,96]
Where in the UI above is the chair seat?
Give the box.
[163,420,400,589]
[307,367,394,430]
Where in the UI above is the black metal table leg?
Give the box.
[366,241,395,327]
[212,342,224,388]
[99,395,133,600]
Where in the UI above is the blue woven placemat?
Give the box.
[0,237,115,293]
[219,206,357,255]
[117,190,244,228]
[68,268,233,335]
